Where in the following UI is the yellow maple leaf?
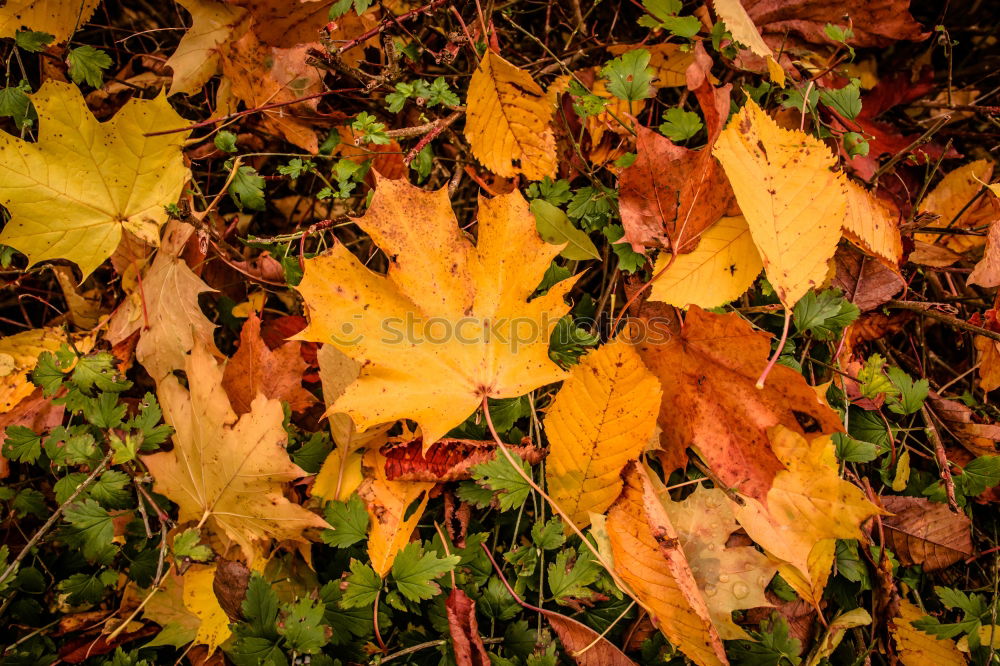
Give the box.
[465,50,557,181]
[893,600,967,666]
[545,339,661,530]
[649,215,763,309]
[606,462,728,666]
[358,472,433,576]
[143,342,329,563]
[712,99,846,307]
[0,81,190,279]
[296,177,576,446]
[0,0,100,41]
[733,425,882,606]
[660,484,778,640]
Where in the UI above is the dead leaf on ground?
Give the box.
[880,496,973,572]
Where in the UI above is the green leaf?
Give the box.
[601,49,654,102]
[848,408,891,447]
[214,131,238,153]
[549,316,600,368]
[410,144,434,183]
[856,354,898,400]
[351,111,390,145]
[531,199,600,261]
[31,351,67,396]
[526,177,572,206]
[820,79,862,120]
[57,569,117,604]
[14,30,54,52]
[67,46,112,88]
[89,470,132,508]
[639,0,702,37]
[278,598,328,654]
[53,473,88,505]
[172,528,213,562]
[603,224,647,273]
[340,559,382,608]
[793,289,859,341]
[390,542,460,602]
[659,107,703,142]
[63,499,116,562]
[329,0,372,19]
[278,158,313,179]
[3,426,42,463]
[12,488,47,518]
[504,620,538,658]
[730,614,803,665]
[535,261,572,294]
[567,185,617,231]
[83,392,127,429]
[71,353,130,394]
[485,396,529,433]
[0,82,36,130]
[476,576,520,621]
[426,77,460,107]
[957,456,1000,497]
[229,164,266,211]
[320,582,372,642]
[833,433,878,463]
[531,517,566,550]
[469,451,532,511]
[242,574,281,638]
[886,367,929,415]
[292,432,332,474]
[547,547,600,603]
[125,393,172,450]
[321,495,369,548]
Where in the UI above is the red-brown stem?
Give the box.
[756,308,791,389]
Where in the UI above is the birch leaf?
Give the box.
[545,339,661,530]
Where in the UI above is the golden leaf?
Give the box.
[892,600,966,666]
[182,566,232,655]
[711,0,784,86]
[166,0,249,95]
[296,177,576,446]
[545,339,662,530]
[606,462,728,666]
[143,342,329,563]
[733,426,882,606]
[712,99,846,307]
[0,81,190,278]
[649,215,763,309]
[974,335,1000,392]
[0,0,100,41]
[0,327,67,413]
[915,160,999,253]
[359,475,433,576]
[660,484,777,640]
[843,179,904,265]
[465,50,557,180]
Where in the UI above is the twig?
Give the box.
[403,110,463,165]
[872,115,951,185]
[886,300,1000,343]
[336,0,450,55]
[920,405,960,512]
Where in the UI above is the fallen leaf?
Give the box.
[909,240,963,268]
[915,160,999,253]
[143,342,329,563]
[106,222,220,382]
[733,426,882,606]
[0,327,68,412]
[969,219,1000,288]
[465,50,557,180]
[712,0,784,86]
[222,313,316,415]
[0,0,100,41]
[166,0,249,95]
[804,608,871,666]
[605,462,728,666]
[543,610,638,666]
[380,436,543,482]
[843,180,904,265]
[545,339,662,530]
[743,0,928,47]
[649,215,763,309]
[880,496,973,572]
[926,391,1000,457]
[182,566,232,655]
[0,81,190,278]
[635,306,844,502]
[975,334,1000,392]
[296,176,576,446]
[713,98,846,307]
[831,244,906,312]
[358,476,432,576]
[892,599,966,666]
[660,485,777,639]
[446,588,491,666]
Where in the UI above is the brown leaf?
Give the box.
[743,0,928,48]
[831,245,906,312]
[619,49,736,253]
[212,559,251,623]
[58,626,160,664]
[969,220,1000,288]
[380,437,544,482]
[222,313,317,415]
[635,307,843,502]
[543,610,637,666]
[446,588,491,666]
[880,496,973,572]
[927,392,1000,458]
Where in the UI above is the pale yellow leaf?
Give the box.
[0,0,100,41]
[649,215,763,309]
[465,50,557,180]
[545,339,661,530]
[606,462,728,666]
[893,600,966,666]
[143,342,329,563]
[843,179,904,265]
[167,0,249,95]
[0,81,190,278]
[296,177,576,446]
[712,99,846,307]
[733,426,882,606]
[805,608,872,666]
[712,0,784,86]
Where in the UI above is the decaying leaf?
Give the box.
[892,599,966,666]
[734,426,882,606]
[606,462,728,666]
[221,313,316,415]
[545,339,661,530]
[743,0,928,47]
[143,342,329,563]
[649,215,763,309]
[636,307,843,502]
[831,244,906,312]
[0,81,190,278]
[926,391,1000,458]
[0,0,100,41]
[446,588,491,666]
[713,98,846,307]
[296,176,576,446]
[465,50,557,180]
[880,496,973,572]
[915,160,1000,254]
[543,609,638,666]
[379,436,543,482]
